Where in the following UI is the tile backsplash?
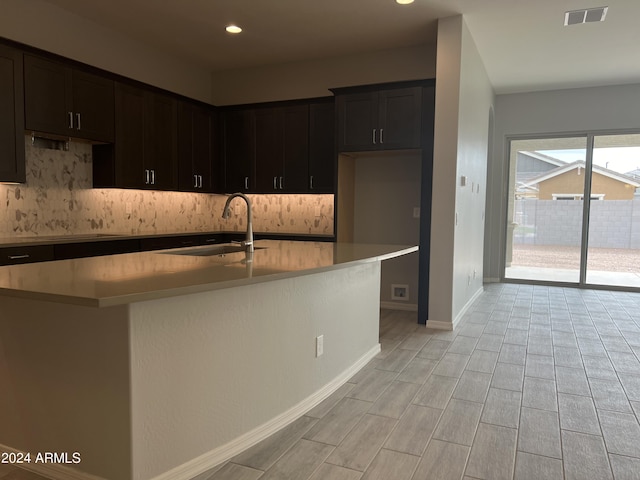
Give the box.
[0,138,334,237]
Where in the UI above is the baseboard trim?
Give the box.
[453,286,485,329]
[0,445,106,480]
[150,343,382,480]
[380,301,418,312]
[424,319,454,331]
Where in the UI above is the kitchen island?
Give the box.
[0,240,417,480]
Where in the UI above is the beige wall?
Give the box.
[211,44,436,105]
[538,170,636,200]
[0,0,213,103]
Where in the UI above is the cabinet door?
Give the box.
[308,101,335,193]
[0,44,25,183]
[224,109,255,192]
[336,92,377,152]
[255,107,283,192]
[71,69,114,142]
[145,92,178,190]
[377,87,422,150]
[178,101,213,192]
[24,55,71,137]
[114,82,145,188]
[282,105,309,192]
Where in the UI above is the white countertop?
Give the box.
[0,240,418,307]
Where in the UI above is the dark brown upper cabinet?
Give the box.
[178,101,216,193]
[24,54,114,142]
[223,108,255,193]
[308,99,335,193]
[93,82,177,190]
[255,104,309,193]
[0,44,25,183]
[334,83,424,152]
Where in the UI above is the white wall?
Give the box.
[210,44,436,105]
[0,0,213,102]
[429,16,494,327]
[485,83,640,281]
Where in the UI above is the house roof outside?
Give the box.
[524,160,640,189]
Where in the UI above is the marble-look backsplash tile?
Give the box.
[0,138,334,237]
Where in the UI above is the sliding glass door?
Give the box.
[504,133,640,289]
[505,137,587,283]
[586,134,640,287]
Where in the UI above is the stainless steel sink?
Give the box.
[158,243,265,257]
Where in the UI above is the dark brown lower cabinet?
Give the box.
[0,44,25,183]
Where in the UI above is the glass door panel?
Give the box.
[505,137,587,283]
[586,134,640,287]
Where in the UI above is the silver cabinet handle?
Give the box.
[76,113,81,131]
[150,169,156,185]
[68,111,74,129]
[273,176,278,190]
[145,169,150,184]
[310,175,314,190]
[194,174,199,188]
[279,176,284,190]
[372,129,377,144]
[244,176,249,190]
[199,175,203,188]
[8,254,30,260]
[380,128,383,144]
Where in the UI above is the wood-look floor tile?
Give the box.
[259,439,334,480]
[396,357,437,384]
[452,370,492,404]
[304,397,372,446]
[307,463,362,480]
[376,348,418,373]
[465,423,517,480]
[562,431,613,480]
[399,332,432,351]
[206,463,263,480]
[517,407,561,459]
[475,333,504,352]
[514,451,563,480]
[347,369,398,402]
[465,350,499,374]
[368,381,420,419]
[589,378,633,413]
[361,449,419,480]
[498,344,527,366]
[432,399,483,446]
[555,365,590,396]
[490,363,524,391]
[525,354,555,380]
[307,383,356,419]
[326,414,397,472]
[384,404,442,456]
[522,376,557,412]
[504,328,529,346]
[609,454,640,480]
[618,373,640,401]
[558,393,600,435]
[526,336,553,356]
[447,336,478,355]
[583,355,618,380]
[417,339,451,360]
[481,388,521,429]
[413,374,458,409]
[411,440,469,480]
[432,353,470,378]
[598,410,640,457]
[484,321,509,335]
[231,415,318,470]
[608,351,640,374]
[553,346,583,369]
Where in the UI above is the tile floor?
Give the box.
[3,283,640,480]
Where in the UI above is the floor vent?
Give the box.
[564,6,608,26]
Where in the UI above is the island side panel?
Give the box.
[0,297,133,480]
[128,261,382,480]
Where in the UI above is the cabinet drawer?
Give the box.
[0,245,55,266]
[54,239,140,260]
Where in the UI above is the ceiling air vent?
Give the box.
[564,6,608,26]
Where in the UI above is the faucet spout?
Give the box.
[222,193,254,253]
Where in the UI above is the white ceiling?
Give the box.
[40,0,640,94]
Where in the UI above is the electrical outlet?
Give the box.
[316,335,324,357]
[413,207,420,218]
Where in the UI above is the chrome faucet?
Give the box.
[222,192,254,253]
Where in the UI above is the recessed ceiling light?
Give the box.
[396,0,415,4]
[226,25,242,34]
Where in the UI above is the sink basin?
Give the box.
[158,243,265,257]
